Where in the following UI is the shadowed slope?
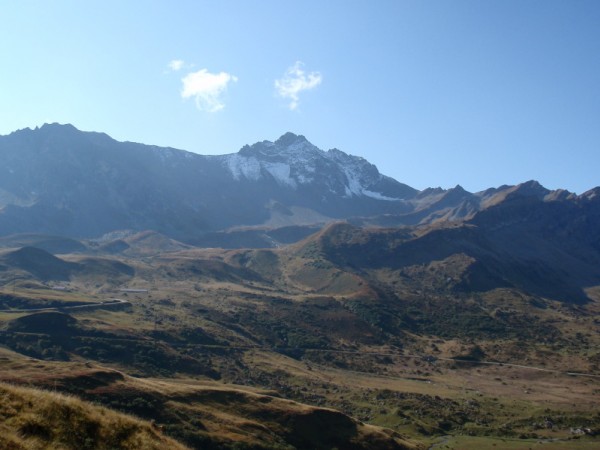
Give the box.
[303,186,600,303]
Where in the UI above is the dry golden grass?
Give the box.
[1,240,599,448]
[0,381,189,450]
[0,346,418,449]
[0,287,101,306]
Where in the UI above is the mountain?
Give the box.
[0,124,417,242]
[0,246,76,281]
[304,181,600,305]
[0,245,134,289]
[220,132,417,206]
[0,131,598,448]
[3,123,592,248]
[0,348,417,450]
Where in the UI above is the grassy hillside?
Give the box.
[0,204,599,448]
[0,348,418,450]
[0,381,188,450]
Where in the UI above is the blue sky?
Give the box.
[1,1,599,193]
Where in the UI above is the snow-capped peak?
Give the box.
[220,133,402,201]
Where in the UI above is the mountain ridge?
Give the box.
[0,123,595,247]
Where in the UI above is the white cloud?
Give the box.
[168,59,185,71]
[275,61,322,110]
[181,69,238,112]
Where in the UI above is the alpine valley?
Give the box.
[0,124,599,450]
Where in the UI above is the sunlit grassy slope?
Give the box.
[0,380,189,450]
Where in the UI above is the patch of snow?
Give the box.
[286,140,322,157]
[334,158,399,201]
[344,168,363,197]
[362,189,398,201]
[264,162,297,188]
[226,154,262,181]
[296,173,314,184]
[223,137,402,200]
